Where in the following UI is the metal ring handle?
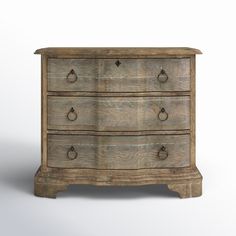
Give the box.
[66,69,78,83]
[157,69,168,83]
[67,146,78,160]
[158,145,168,160]
[67,107,78,121]
[158,108,168,121]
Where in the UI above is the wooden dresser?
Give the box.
[34,47,202,198]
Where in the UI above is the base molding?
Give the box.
[34,167,202,198]
[167,181,202,198]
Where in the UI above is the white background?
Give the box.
[0,0,236,235]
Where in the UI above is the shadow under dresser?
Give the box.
[34,47,202,198]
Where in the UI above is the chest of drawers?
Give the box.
[34,47,202,198]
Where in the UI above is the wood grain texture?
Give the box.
[47,130,190,135]
[167,180,202,198]
[48,58,190,92]
[35,47,202,57]
[41,55,48,171]
[190,56,196,166]
[34,166,202,198]
[34,47,202,199]
[47,134,190,169]
[48,96,190,131]
[47,91,190,97]
[34,174,67,198]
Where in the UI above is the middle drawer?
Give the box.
[48,96,190,131]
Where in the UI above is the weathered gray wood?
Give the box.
[48,134,190,169]
[47,130,190,135]
[41,55,48,171]
[48,59,98,91]
[34,47,202,198]
[190,56,196,166]
[47,91,191,97]
[48,58,190,92]
[48,96,190,131]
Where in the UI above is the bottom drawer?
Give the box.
[48,134,190,169]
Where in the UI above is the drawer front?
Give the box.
[48,58,190,92]
[48,96,190,131]
[48,134,190,169]
[48,59,98,91]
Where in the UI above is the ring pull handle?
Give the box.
[158,107,168,121]
[157,69,168,83]
[158,145,168,160]
[66,69,78,83]
[67,107,78,121]
[67,146,78,160]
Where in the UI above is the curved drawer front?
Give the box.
[48,134,190,169]
[48,96,190,131]
[48,58,190,92]
[48,59,98,91]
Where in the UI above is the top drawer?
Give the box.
[47,58,190,92]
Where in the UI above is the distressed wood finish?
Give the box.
[35,47,202,58]
[48,91,191,97]
[190,55,196,166]
[34,47,202,198]
[41,55,48,171]
[48,58,190,92]
[167,180,202,198]
[35,167,202,198]
[48,96,190,131]
[47,130,190,135]
[48,134,190,169]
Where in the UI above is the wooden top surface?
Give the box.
[34,47,202,58]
